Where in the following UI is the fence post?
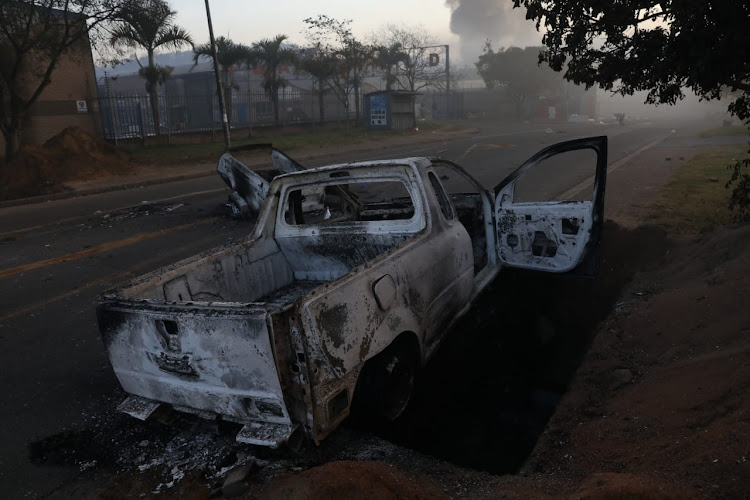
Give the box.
[211,93,216,142]
[136,103,144,143]
[247,90,254,137]
[281,87,285,135]
[165,89,171,144]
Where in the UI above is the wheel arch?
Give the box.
[351,330,422,422]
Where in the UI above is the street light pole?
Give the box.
[203,0,231,150]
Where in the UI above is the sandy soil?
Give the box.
[526,224,750,498]
[2,127,131,200]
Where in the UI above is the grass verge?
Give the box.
[120,120,462,166]
[699,125,748,138]
[646,144,748,233]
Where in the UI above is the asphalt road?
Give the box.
[0,118,708,497]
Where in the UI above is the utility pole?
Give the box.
[445,44,450,93]
[420,44,451,118]
[203,0,231,150]
[445,44,451,118]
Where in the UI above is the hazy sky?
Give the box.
[168,0,542,64]
[173,0,455,48]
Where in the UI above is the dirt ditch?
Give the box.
[351,221,672,474]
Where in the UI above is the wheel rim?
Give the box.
[381,354,415,421]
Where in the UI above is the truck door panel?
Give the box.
[494,136,607,276]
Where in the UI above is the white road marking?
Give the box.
[557,136,668,201]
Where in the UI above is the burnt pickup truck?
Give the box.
[97,136,607,448]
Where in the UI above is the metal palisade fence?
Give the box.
[97,89,360,140]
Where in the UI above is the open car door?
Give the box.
[217,144,306,218]
[494,136,608,277]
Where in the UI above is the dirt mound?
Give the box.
[253,461,445,500]
[353,222,672,476]
[2,127,131,200]
[567,473,689,499]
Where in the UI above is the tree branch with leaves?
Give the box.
[515,0,750,219]
[303,15,373,123]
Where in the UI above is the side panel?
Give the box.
[294,239,436,441]
[292,198,475,440]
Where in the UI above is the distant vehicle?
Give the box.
[96,137,608,449]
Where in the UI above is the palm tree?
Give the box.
[193,36,252,124]
[249,35,296,127]
[374,43,409,91]
[110,0,193,137]
[297,45,336,123]
[336,40,374,122]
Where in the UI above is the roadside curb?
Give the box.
[0,171,216,209]
[0,129,478,209]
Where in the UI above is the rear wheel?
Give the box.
[354,336,418,421]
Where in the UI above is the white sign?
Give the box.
[76,100,88,113]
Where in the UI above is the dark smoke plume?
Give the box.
[446,0,541,63]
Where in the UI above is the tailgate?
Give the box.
[97,300,291,427]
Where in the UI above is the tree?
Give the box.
[514,0,750,219]
[248,34,296,127]
[0,0,119,165]
[337,39,373,122]
[370,23,445,92]
[303,15,373,123]
[296,45,336,123]
[193,36,251,124]
[109,0,192,137]
[475,43,563,119]
[373,43,409,91]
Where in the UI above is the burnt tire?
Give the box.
[284,426,309,455]
[354,336,418,422]
[227,192,250,218]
